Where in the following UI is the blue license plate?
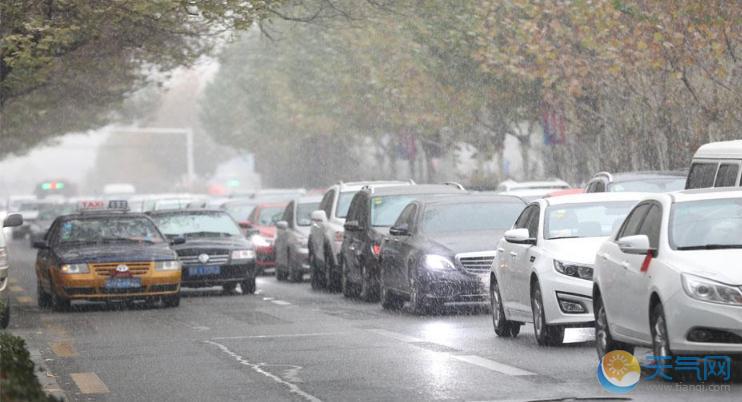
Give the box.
[105,277,141,289]
[189,266,220,276]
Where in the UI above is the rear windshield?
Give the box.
[609,178,685,192]
[151,212,242,238]
[258,207,285,225]
[224,203,257,221]
[545,202,636,239]
[421,202,524,234]
[371,195,417,227]
[56,217,164,245]
[296,202,320,226]
[335,191,357,219]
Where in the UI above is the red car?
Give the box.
[244,202,288,273]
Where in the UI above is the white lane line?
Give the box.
[262,297,274,301]
[368,329,425,343]
[271,300,291,306]
[211,332,347,341]
[205,340,322,402]
[451,355,535,376]
[370,329,536,377]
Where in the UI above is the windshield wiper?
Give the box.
[184,231,234,238]
[677,244,742,250]
[102,237,155,244]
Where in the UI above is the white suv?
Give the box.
[309,181,412,291]
[490,192,645,345]
[594,189,742,373]
[1,213,24,328]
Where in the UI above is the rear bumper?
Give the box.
[256,246,275,268]
[181,262,255,287]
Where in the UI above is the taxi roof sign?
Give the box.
[108,200,129,210]
[76,199,129,212]
[78,200,105,210]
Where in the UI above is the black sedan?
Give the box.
[147,209,257,294]
[379,194,526,314]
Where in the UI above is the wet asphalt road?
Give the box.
[3,238,739,402]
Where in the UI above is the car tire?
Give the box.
[51,292,71,312]
[595,295,634,359]
[341,260,358,298]
[276,267,288,281]
[288,253,302,282]
[650,303,678,382]
[309,248,325,290]
[359,263,378,302]
[325,244,341,292]
[380,281,404,310]
[241,276,256,295]
[222,282,238,294]
[409,275,436,315]
[0,302,9,329]
[490,277,521,338]
[37,280,52,309]
[163,293,181,308]
[531,281,563,346]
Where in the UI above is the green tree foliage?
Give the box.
[0,332,59,402]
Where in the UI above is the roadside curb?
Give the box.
[28,347,67,401]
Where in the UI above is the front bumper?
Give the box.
[256,245,275,268]
[664,290,742,354]
[540,272,594,326]
[418,269,489,306]
[181,262,256,287]
[53,265,180,300]
[295,247,310,272]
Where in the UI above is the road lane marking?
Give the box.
[9,285,24,292]
[50,341,78,358]
[70,372,110,394]
[16,295,33,304]
[211,332,347,341]
[205,340,322,402]
[271,300,291,306]
[451,355,535,376]
[263,297,274,301]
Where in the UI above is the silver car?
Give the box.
[1,213,24,328]
[274,196,321,282]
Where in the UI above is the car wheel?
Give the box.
[49,278,71,312]
[37,280,52,309]
[0,302,9,329]
[595,295,634,359]
[222,282,238,294]
[287,252,300,282]
[531,282,563,346]
[241,276,256,295]
[380,281,404,310]
[650,303,676,381]
[341,259,358,298]
[490,277,521,337]
[325,245,341,292]
[359,263,378,302]
[163,293,181,308]
[309,248,325,290]
[409,275,435,315]
[276,266,287,281]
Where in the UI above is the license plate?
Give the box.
[189,266,220,276]
[105,277,141,290]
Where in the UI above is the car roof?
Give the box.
[693,140,742,159]
[543,192,650,206]
[254,202,288,208]
[146,208,227,216]
[360,184,464,196]
[671,187,742,203]
[421,193,527,206]
[499,179,569,189]
[592,170,687,182]
[336,180,413,191]
[296,195,322,204]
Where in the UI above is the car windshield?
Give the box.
[257,207,285,225]
[670,198,742,250]
[151,212,241,238]
[296,202,319,226]
[421,201,524,234]
[545,202,636,239]
[371,195,417,227]
[57,217,164,245]
[224,203,257,221]
[335,191,357,219]
[609,178,686,192]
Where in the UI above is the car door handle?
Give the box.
[497,248,505,253]
[509,252,518,259]
[598,252,608,260]
[621,262,630,270]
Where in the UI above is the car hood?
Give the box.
[57,244,176,264]
[543,237,608,265]
[171,237,252,252]
[669,249,742,285]
[425,230,506,255]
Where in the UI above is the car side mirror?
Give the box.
[618,235,655,256]
[504,228,536,245]
[3,213,23,228]
[32,240,48,249]
[343,220,361,232]
[311,210,327,224]
[276,221,288,230]
[389,224,410,236]
[170,236,186,246]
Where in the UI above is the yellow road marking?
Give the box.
[9,285,24,293]
[70,373,110,394]
[16,296,33,304]
[50,341,78,357]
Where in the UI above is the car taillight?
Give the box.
[335,231,343,242]
[371,242,381,257]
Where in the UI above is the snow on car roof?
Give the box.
[693,140,742,159]
[543,192,650,206]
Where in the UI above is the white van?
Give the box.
[686,140,742,189]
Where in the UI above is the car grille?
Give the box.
[91,262,152,277]
[455,252,496,275]
[177,250,230,266]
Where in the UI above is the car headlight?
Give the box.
[231,249,256,261]
[553,260,593,280]
[682,274,742,306]
[155,260,181,271]
[251,235,270,248]
[60,263,89,274]
[423,254,456,271]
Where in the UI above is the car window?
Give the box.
[637,205,662,249]
[514,205,536,229]
[526,205,540,238]
[714,163,740,187]
[320,189,335,217]
[393,203,417,230]
[421,201,525,234]
[686,162,718,189]
[346,193,366,225]
[617,203,651,239]
[281,202,293,227]
[258,207,285,226]
[594,180,606,192]
[151,212,242,238]
[295,202,319,227]
[335,191,357,219]
[370,195,418,227]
